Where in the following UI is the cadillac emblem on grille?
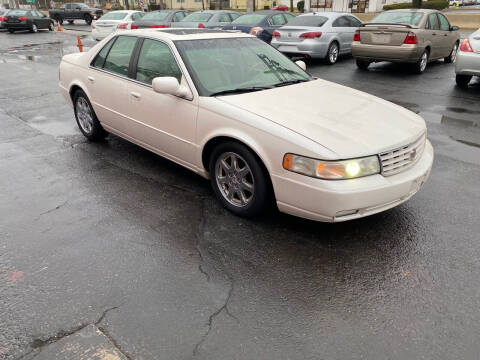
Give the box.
[410,149,417,161]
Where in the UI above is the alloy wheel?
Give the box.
[329,43,339,64]
[215,152,255,207]
[450,43,458,63]
[76,97,94,134]
[419,52,428,72]
[32,24,38,33]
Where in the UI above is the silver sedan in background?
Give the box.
[172,10,239,29]
[271,12,362,64]
[455,28,480,88]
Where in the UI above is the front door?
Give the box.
[126,38,197,166]
[437,13,455,57]
[425,13,442,59]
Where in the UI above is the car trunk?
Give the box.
[134,21,168,29]
[276,26,320,42]
[94,20,119,31]
[6,15,26,23]
[173,22,201,28]
[359,25,413,46]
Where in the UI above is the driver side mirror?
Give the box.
[450,25,459,31]
[152,77,192,99]
[295,60,306,71]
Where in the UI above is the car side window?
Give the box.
[283,13,295,22]
[218,13,230,22]
[348,16,362,27]
[135,39,182,85]
[173,12,185,22]
[333,16,350,27]
[437,14,450,31]
[270,14,286,26]
[65,4,71,9]
[92,37,117,68]
[426,13,439,30]
[103,36,138,77]
[131,12,143,21]
[229,13,240,20]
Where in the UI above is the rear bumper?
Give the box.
[91,27,114,39]
[455,50,480,76]
[273,140,434,222]
[352,42,423,63]
[271,40,329,58]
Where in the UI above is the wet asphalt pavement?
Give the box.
[1,25,480,360]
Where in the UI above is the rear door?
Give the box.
[437,13,455,57]
[332,16,354,53]
[425,13,441,58]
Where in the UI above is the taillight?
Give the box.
[459,38,473,52]
[299,32,322,39]
[131,24,138,29]
[198,23,205,28]
[404,32,418,45]
[117,23,128,30]
[18,16,27,21]
[149,24,166,28]
[0,17,6,21]
[353,30,360,42]
[272,30,280,38]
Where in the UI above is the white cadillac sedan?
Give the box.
[91,10,144,41]
[58,29,434,222]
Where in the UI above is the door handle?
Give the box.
[432,33,437,36]
[130,92,141,99]
[87,76,95,82]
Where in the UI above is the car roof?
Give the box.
[384,8,438,13]
[119,28,254,41]
[189,9,237,13]
[299,12,354,17]
[241,10,286,14]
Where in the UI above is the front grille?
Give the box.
[380,134,426,176]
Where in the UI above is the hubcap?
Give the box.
[215,152,254,208]
[329,44,338,63]
[420,52,427,71]
[76,97,93,134]
[32,24,37,32]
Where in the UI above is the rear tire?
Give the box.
[325,42,339,65]
[444,42,459,63]
[67,20,74,24]
[30,23,38,33]
[73,89,108,141]
[7,29,14,34]
[455,74,472,88]
[356,58,370,70]
[48,22,54,31]
[84,15,92,25]
[209,142,269,218]
[413,49,429,74]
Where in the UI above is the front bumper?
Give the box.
[455,50,480,76]
[271,39,329,58]
[352,42,422,63]
[273,140,434,222]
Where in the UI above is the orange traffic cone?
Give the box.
[57,22,62,31]
[77,36,83,52]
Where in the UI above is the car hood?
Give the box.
[217,79,426,158]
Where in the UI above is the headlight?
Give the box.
[283,153,380,180]
[249,26,263,36]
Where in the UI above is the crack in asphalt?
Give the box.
[15,306,120,360]
[192,199,238,358]
[36,200,69,219]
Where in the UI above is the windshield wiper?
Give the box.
[272,79,310,87]
[210,86,273,97]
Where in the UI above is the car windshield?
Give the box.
[175,37,311,96]
[8,10,27,16]
[100,12,128,20]
[142,11,169,20]
[182,13,213,22]
[286,15,328,27]
[232,14,266,24]
[371,11,424,25]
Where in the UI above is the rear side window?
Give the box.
[270,14,286,26]
[92,37,116,68]
[229,13,240,20]
[438,14,450,31]
[283,13,295,22]
[426,13,439,30]
[218,13,230,22]
[173,12,185,22]
[333,16,350,27]
[135,39,182,84]
[103,36,138,76]
[348,16,362,27]
[131,12,144,21]
[286,15,327,27]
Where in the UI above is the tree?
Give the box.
[290,0,293,11]
[412,0,422,7]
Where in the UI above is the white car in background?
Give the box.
[58,29,433,222]
[91,10,144,40]
[455,28,480,88]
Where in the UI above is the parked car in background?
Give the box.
[131,10,188,29]
[271,12,362,64]
[221,10,295,43]
[4,9,54,33]
[272,5,289,10]
[455,28,480,88]
[92,10,144,40]
[352,9,460,74]
[1,9,10,30]
[59,29,433,222]
[172,10,239,29]
[49,3,103,25]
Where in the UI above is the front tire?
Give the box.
[325,42,339,65]
[456,74,472,88]
[444,42,458,63]
[73,90,107,141]
[48,22,54,31]
[7,28,15,34]
[356,58,370,70]
[209,142,269,217]
[413,49,429,74]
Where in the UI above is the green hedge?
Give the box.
[297,0,305,12]
[383,0,448,10]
